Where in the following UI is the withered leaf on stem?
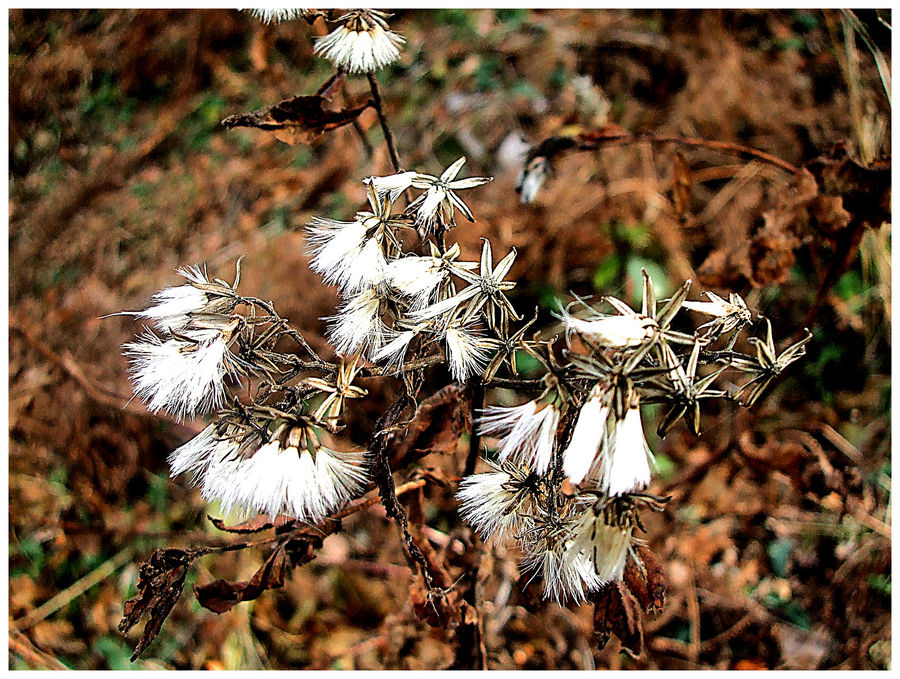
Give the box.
[221,88,372,145]
[208,513,296,534]
[118,547,206,661]
[592,581,644,658]
[195,542,291,614]
[386,383,471,469]
[623,544,667,616]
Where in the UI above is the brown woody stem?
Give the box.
[367,72,403,173]
[566,130,801,175]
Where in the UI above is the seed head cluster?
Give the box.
[113,10,811,608]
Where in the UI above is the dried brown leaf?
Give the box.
[592,581,644,658]
[118,548,199,661]
[386,383,471,469]
[623,544,667,616]
[195,543,289,614]
[208,513,295,534]
[221,87,371,146]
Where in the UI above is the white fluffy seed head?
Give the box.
[324,289,384,357]
[568,506,632,583]
[562,548,608,602]
[562,391,610,485]
[313,22,404,74]
[197,433,368,522]
[138,287,208,332]
[537,542,608,605]
[477,401,560,474]
[370,328,416,370]
[111,265,214,333]
[365,171,419,204]
[518,525,604,605]
[306,217,367,289]
[520,536,567,605]
[444,324,492,382]
[682,299,730,318]
[414,185,447,233]
[408,286,478,323]
[307,217,388,294]
[169,425,239,483]
[386,256,446,308]
[245,8,305,24]
[562,311,656,348]
[345,237,388,294]
[594,407,653,497]
[124,328,234,421]
[456,464,534,543]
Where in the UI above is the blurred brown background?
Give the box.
[9,9,891,669]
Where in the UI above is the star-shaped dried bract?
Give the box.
[482,309,540,382]
[638,269,693,345]
[683,290,754,349]
[407,156,493,232]
[304,356,368,430]
[728,320,813,406]
[454,239,521,334]
[645,340,726,436]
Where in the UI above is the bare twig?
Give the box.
[584,130,802,176]
[366,72,403,173]
[341,88,374,157]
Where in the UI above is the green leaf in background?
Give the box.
[651,452,676,482]
[513,349,543,377]
[868,574,891,597]
[626,257,671,306]
[767,538,793,577]
[592,255,620,293]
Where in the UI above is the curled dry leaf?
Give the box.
[623,544,667,616]
[592,581,644,658]
[222,74,372,145]
[118,548,204,661]
[194,537,318,614]
[208,513,296,534]
[221,96,372,145]
[195,544,287,614]
[386,383,471,469]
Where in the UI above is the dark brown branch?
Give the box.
[535,128,801,176]
[369,393,437,589]
[367,72,402,173]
